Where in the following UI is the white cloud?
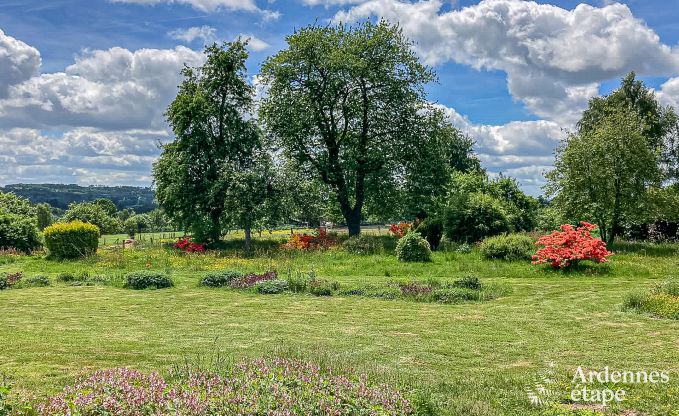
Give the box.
[333,0,679,124]
[0,29,41,97]
[0,45,204,131]
[110,0,280,19]
[169,26,217,44]
[300,0,373,5]
[238,34,270,52]
[657,77,679,110]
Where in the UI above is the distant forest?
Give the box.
[1,184,157,213]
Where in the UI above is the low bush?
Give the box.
[0,213,41,253]
[255,279,289,294]
[309,279,340,296]
[395,232,432,262]
[623,280,679,320]
[230,271,278,289]
[174,236,206,253]
[432,287,480,304]
[532,222,612,269]
[282,229,338,250]
[0,272,22,290]
[480,234,534,260]
[389,222,412,238]
[342,234,384,255]
[123,271,173,290]
[43,221,100,259]
[286,271,313,293]
[200,270,243,287]
[452,275,481,290]
[19,275,50,288]
[34,359,415,415]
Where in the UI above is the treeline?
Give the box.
[0,184,157,213]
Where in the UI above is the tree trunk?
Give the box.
[347,211,361,237]
[244,224,252,253]
[209,209,222,242]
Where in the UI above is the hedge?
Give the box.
[43,221,100,259]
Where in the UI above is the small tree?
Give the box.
[124,214,150,239]
[36,203,53,231]
[63,202,120,234]
[547,109,662,245]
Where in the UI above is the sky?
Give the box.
[1,0,679,195]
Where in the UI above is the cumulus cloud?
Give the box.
[238,34,270,52]
[169,26,217,44]
[0,29,41,97]
[657,77,679,110]
[333,0,679,124]
[0,46,204,130]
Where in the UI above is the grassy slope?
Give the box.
[1,236,678,415]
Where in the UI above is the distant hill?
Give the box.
[1,184,157,213]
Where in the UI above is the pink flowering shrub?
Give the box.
[35,358,414,415]
[532,222,613,269]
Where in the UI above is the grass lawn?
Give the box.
[1,234,678,415]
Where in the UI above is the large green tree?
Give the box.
[578,72,679,180]
[547,108,662,245]
[259,22,437,235]
[154,41,261,243]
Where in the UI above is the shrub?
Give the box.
[432,288,479,304]
[174,236,206,253]
[123,271,173,290]
[230,271,278,289]
[286,271,313,293]
[255,279,289,294]
[444,192,510,242]
[389,222,412,238]
[399,281,433,299]
[56,272,78,282]
[34,359,414,415]
[532,222,613,269]
[342,234,383,255]
[43,221,100,259]
[395,232,432,262]
[20,275,50,288]
[62,202,120,234]
[0,272,23,290]
[5,214,38,252]
[282,228,337,250]
[654,280,679,297]
[451,275,481,290]
[309,279,340,296]
[200,270,242,287]
[0,213,42,253]
[480,234,534,260]
[415,218,444,250]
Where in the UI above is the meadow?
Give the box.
[1,231,679,415]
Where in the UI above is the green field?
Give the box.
[1,233,679,415]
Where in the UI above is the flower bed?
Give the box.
[173,236,206,253]
[33,358,414,415]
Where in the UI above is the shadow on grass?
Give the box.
[609,240,679,257]
[538,262,612,276]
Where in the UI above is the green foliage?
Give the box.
[123,271,173,290]
[200,270,243,287]
[260,21,436,235]
[18,275,50,288]
[395,232,432,262]
[624,280,679,319]
[43,221,100,259]
[445,192,510,242]
[123,214,150,238]
[415,218,444,250]
[479,234,534,261]
[342,234,385,255]
[255,279,289,294]
[154,41,262,244]
[36,203,53,231]
[63,202,120,234]
[452,275,482,291]
[309,279,340,296]
[0,191,35,217]
[432,287,479,304]
[536,206,564,232]
[0,213,41,253]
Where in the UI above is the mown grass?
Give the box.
[1,234,679,415]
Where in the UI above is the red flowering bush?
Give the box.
[282,228,337,250]
[389,222,412,238]
[532,222,613,269]
[173,236,206,253]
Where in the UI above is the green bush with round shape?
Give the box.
[395,232,432,262]
[0,213,41,253]
[43,221,100,259]
[479,234,534,261]
[200,270,243,287]
[255,279,288,294]
[444,192,510,242]
[123,271,173,290]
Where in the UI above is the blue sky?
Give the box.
[1,0,679,195]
